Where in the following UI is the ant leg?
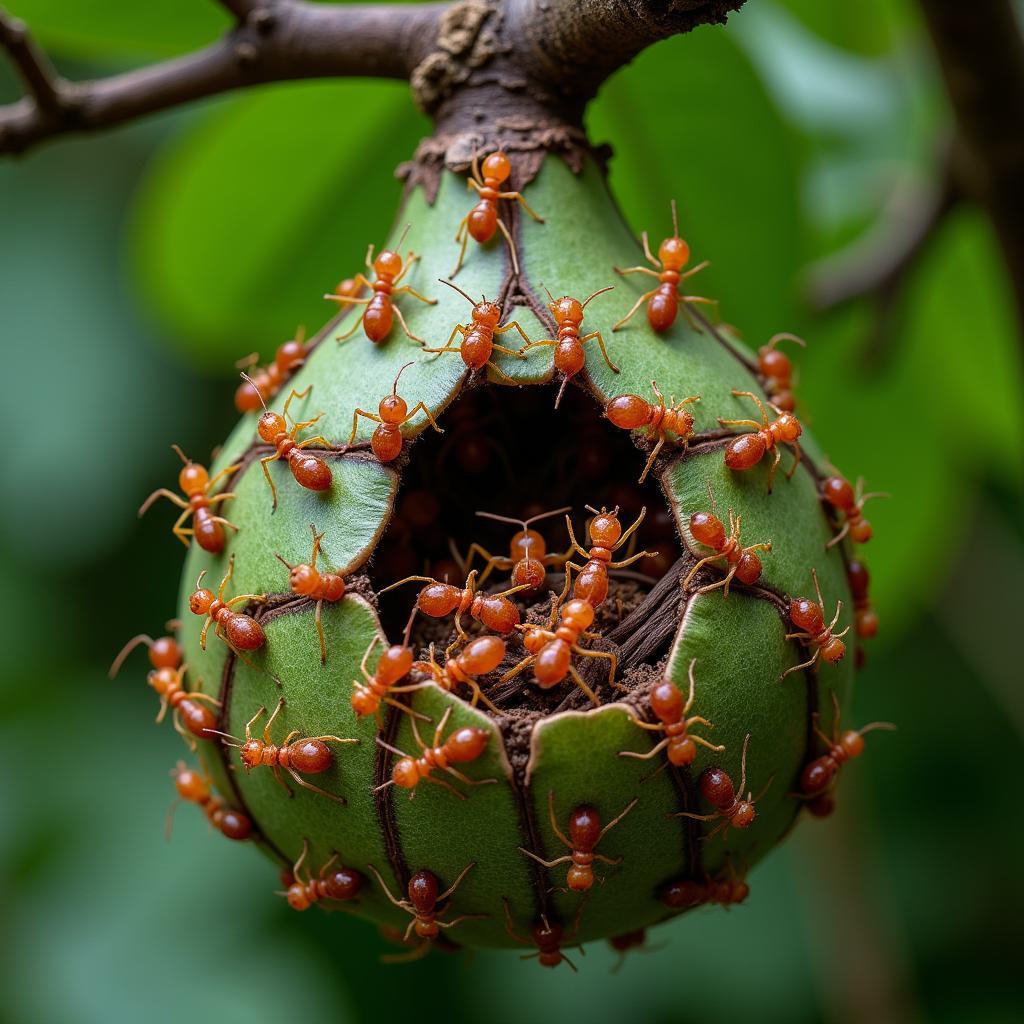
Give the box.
[563,516,589,560]
[717,417,762,430]
[138,488,189,516]
[499,190,545,224]
[366,864,412,912]
[314,599,326,664]
[494,218,521,277]
[484,359,521,385]
[172,712,198,752]
[683,553,723,589]
[501,898,530,946]
[381,696,432,723]
[464,680,503,715]
[592,854,623,866]
[491,341,528,361]
[224,593,265,610]
[641,230,660,268]
[334,308,369,344]
[519,849,573,869]
[436,912,487,931]
[190,692,221,708]
[730,390,770,424]
[286,768,346,805]
[698,564,738,598]
[259,453,280,511]
[606,548,653,570]
[580,330,620,374]
[500,653,536,683]
[568,665,601,707]
[155,695,170,724]
[546,790,573,849]
[392,303,427,346]
[359,636,380,680]
[691,734,726,753]
[170,506,194,547]
[638,436,665,484]
[616,507,647,551]
[199,615,212,650]
[206,463,241,491]
[421,774,466,800]
[348,408,381,446]
[573,646,618,688]
[598,797,638,842]
[779,651,820,681]
[825,521,851,550]
[392,252,419,286]
[612,289,657,332]
[461,543,502,586]
[437,861,477,902]
[679,260,710,280]
[443,764,497,788]
[260,700,282,744]
[786,440,803,479]
[392,285,437,306]
[613,265,660,279]
[422,324,468,356]
[402,401,444,436]
[450,217,470,277]
[618,737,670,760]
[494,319,533,347]
[767,446,781,493]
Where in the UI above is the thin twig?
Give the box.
[0,8,64,113]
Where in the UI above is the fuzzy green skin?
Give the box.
[172,155,855,952]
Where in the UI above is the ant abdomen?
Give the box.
[287,449,332,492]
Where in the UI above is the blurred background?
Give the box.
[1,2,1021,1022]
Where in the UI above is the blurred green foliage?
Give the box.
[1,2,1022,1022]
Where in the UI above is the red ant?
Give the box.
[682,481,772,596]
[607,929,666,971]
[234,326,309,413]
[375,706,494,799]
[460,505,572,593]
[780,569,849,680]
[189,555,266,653]
[347,361,442,463]
[143,663,220,748]
[169,761,252,841]
[661,862,749,909]
[502,595,616,707]
[413,636,506,714]
[521,790,637,891]
[422,280,530,384]
[520,286,618,407]
[719,390,803,492]
[138,445,238,553]
[380,568,526,639]
[331,276,365,302]
[213,698,356,805]
[248,382,333,511]
[612,200,715,333]
[325,228,436,345]
[350,611,430,723]
[368,863,481,959]
[565,505,651,608]
[275,524,346,664]
[503,899,585,971]
[821,474,887,548]
[847,559,879,638]
[605,382,700,483]
[279,839,364,911]
[109,628,182,679]
[675,735,772,840]
[757,333,805,412]
[618,658,724,767]
[452,150,544,278]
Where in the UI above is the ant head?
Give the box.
[239,739,263,768]
[733,800,756,829]
[658,199,690,269]
[408,870,439,913]
[550,294,584,324]
[288,562,319,596]
[373,248,403,279]
[775,413,802,442]
[393,757,421,789]
[257,410,287,443]
[171,444,208,496]
[174,765,209,803]
[561,599,595,631]
[587,507,622,547]
[275,331,306,372]
[567,805,601,848]
[378,392,408,424]
[189,574,215,614]
[481,150,511,183]
[473,298,502,326]
[147,665,179,695]
[286,883,311,911]
[840,730,865,759]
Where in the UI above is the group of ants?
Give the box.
[116,152,892,967]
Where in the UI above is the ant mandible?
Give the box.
[422,280,530,383]
[757,333,805,412]
[847,559,879,638]
[375,706,494,799]
[189,555,266,653]
[565,505,651,608]
[325,227,437,345]
[821,474,887,549]
[779,568,849,680]
[520,790,638,891]
[452,150,544,278]
[674,735,772,840]
[213,698,357,805]
[279,839,364,910]
[682,480,772,596]
[234,326,309,413]
[502,899,585,971]
[109,627,182,679]
[169,761,252,841]
[719,390,803,493]
[348,361,443,463]
[248,381,334,511]
[143,663,220,748]
[138,445,239,553]
[413,636,507,714]
[618,658,724,767]
[612,200,715,333]
[605,381,700,483]
[520,286,618,408]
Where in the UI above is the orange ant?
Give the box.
[847,559,878,638]
[565,505,651,608]
[502,595,616,707]
[234,326,309,413]
[143,663,220,748]
[375,706,494,799]
[169,761,252,841]
[347,361,442,463]
[520,286,618,407]
[521,791,637,891]
[661,862,750,909]
[612,200,715,333]
[279,839,364,910]
[275,524,346,664]
[503,899,585,971]
[719,390,803,493]
[618,658,724,767]
[189,555,266,653]
[682,481,772,596]
[413,636,506,714]
[325,227,436,345]
[461,505,572,593]
[452,150,544,278]
[422,280,530,383]
[109,628,182,679]
[605,382,700,483]
[757,333,805,412]
[780,569,849,680]
[674,735,772,840]
[350,611,430,723]
[248,381,334,511]
[331,276,365,302]
[213,698,356,805]
[138,445,239,553]
[821,474,887,548]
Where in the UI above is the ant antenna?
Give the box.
[108,634,154,678]
[395,222,412,250]
[401,605,419,648]
[541,283,555,304]
[476,505,572,530]
[392,361,415,394]
[705,478,717,514]
[195,569,208,590]
[274,552,294,571]
[767,332,806,351]
[670,198,679,238]
[239,371,269,412]
[439,278,477,306]
[581,285,614,310]
[170,443,191,466]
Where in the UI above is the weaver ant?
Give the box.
[661,861,749,909]
[503,899,585,971]
[451,150,544,278]
[169,761,252,841]
[618,658,724,767]
[719,390,803,493]
[234,326,309,413]
[375,706,494,799]
[779,569,849,680]
[275,524,346,664]
[144,663,219,748]
[521,790,637,892]
[520,286,618,407]
[682,480,772,596]
[612,200,715,333]
[413,636,506,714]
[109,628,181,679]
[138,445,238,553]
[757,333,805,412]
[565,505,651,608]
[847,559,879,638]
[189,555,266,653]
[348,361,442,463]
[279,839,363,910]
[674,735,772,840]
[821,474,887,548]
[422,280,530,384]
[605,382,700,483]
[213,698,356,805]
